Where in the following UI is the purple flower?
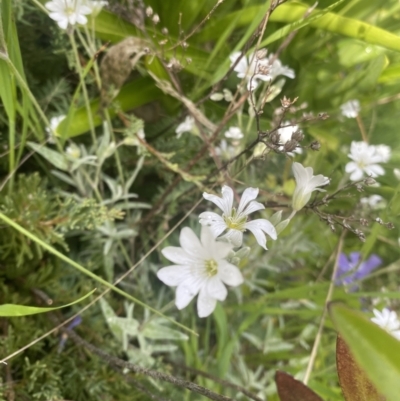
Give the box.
[58,315,82,353]
[336,252,382,288]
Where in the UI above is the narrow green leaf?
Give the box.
[27,141,69,171]
[330,303,400,401]
[196,3,400,53]
[0,289,96,316]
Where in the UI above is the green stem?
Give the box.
[69,32,97,147]
[0,211,196,336]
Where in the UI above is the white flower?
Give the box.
[267,54,295,81]
[345,141,387,181]
[340,99,360,118]
[214,140,237,160]
[292,162,330,211]
[176,116,194,138]
[230,50,294,91]
[65,143,81,159]
[157,226,244,318]
[360,195,384,209]
[199,186,277,250]
[371,308,400,340]
[84,0,107,15]
[45,0,93,30]
[47,115,65,133]
[224,127,244,140]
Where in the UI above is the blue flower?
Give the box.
[336,252,382,288]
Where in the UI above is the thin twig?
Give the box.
[168,361,264,401]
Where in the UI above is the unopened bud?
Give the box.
[310,140,320,151]
[270,132,280,144]
[375,217,383,224]
[318,112,329,120]
[355,184,363,192]
[185,57,192,65]
[146,6,153,16]
[284,139,298,152]
[161,27,168,35]
[292,130,304,142]
[152,14,160,24]
[255,48,267,59]
[386,222,395,230]
[359,218,368,226]
[182,42,189,49]
[364,177,376,186]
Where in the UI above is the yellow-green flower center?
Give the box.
[205,259,218,277]
[223,208,247,230]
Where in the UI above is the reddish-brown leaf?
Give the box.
[275,371,324,401]
[336,335,385,401]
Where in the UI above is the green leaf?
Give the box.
[336,336,385,401]
[0,289,96,316]
[59,76,161,138]
[141,321,189,341]
[197,3,400,53]
[329,303,400,401]
[27,141,69,171]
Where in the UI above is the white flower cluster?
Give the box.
[371,308,400,340]
[157,163,330,318]
[230,50,295,91]
[45,0,108,30]
[345,141,391,181]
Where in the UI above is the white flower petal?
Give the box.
[221,229,243,248]
[157,265,189,286]
[161,246,194,265]
[179,227,204,257]
[237,187,259,214]
[246,219,277,240]
[206,277,227,301]
[241,200,265,216]
[175,278,203,310]
[197,287,217,318]
[220,186,234,215]
[218,261,244,286]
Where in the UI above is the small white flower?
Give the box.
[65,143,81,159]
[84,0,108,15]
[176,116,194,139]
[292,162,330,211]
[214,140,237,160]
[360,194,384,209]
[157,226,244,318]
[371,308,400,340]
[230,51,294,91]
[46,115,65,143]
[45,0,93,30]
[340,99,360,118]
[224,127,244,140]
[199,186,277,250]
[267,54,295,81]
[345,141,387,181]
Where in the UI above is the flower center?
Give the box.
[204,259,218,277]
[65,6,75,16]
[223,208,247,231]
